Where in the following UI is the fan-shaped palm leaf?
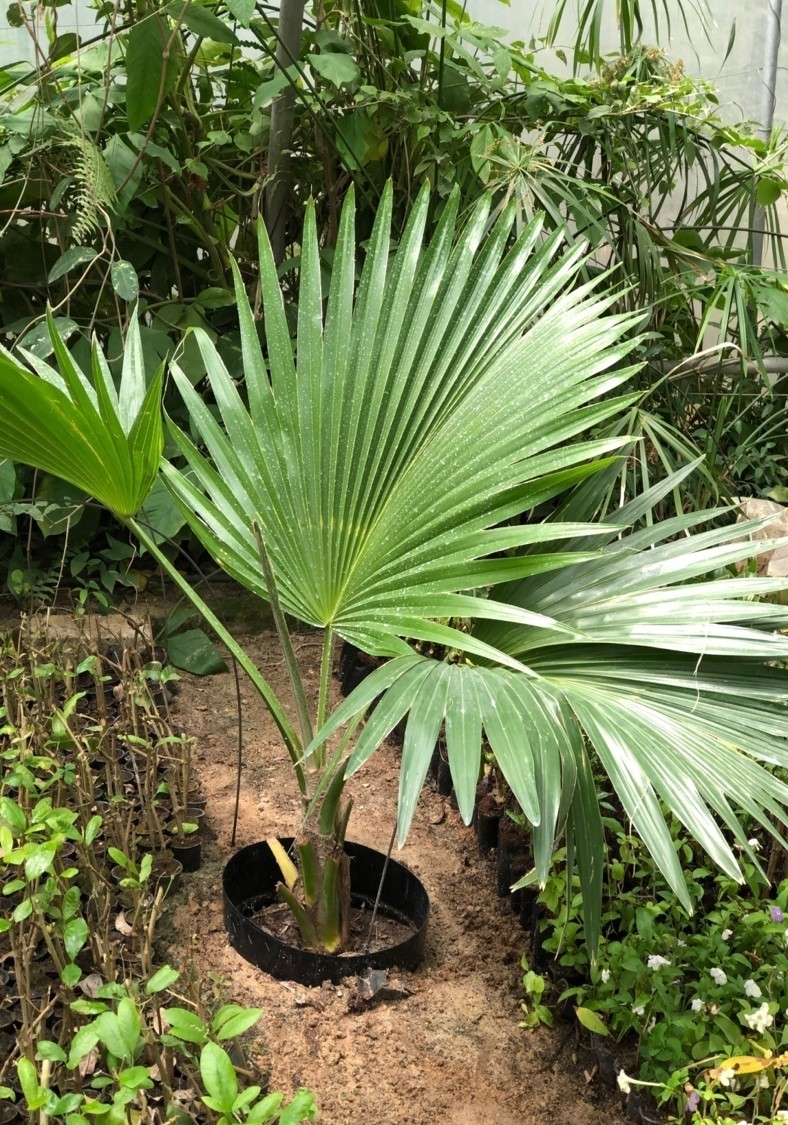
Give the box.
[0,313,162,518]
[161,183,640,669]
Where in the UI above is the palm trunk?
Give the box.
[265,0,306,265]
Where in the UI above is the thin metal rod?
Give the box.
[365,819,398,952]
[752,0,783,267]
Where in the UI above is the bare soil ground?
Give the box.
[164,627,628,1125]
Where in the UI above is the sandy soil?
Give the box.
[162,627,628,1125]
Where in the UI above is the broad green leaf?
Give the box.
[253,68,292,109]
[169,1,236,42]
[111,260,139,303]
[18,317,79,360]
[24,840,58,881]
[48,247,98,283]
[279,1089,318,1125]
[138,476,186,543]
[226,0,254,25]
[125,16,179,131]
[311,52,360,86]
[166,628,227,675]
[93,1011,131,1061]
[575,1007,609,1036]
[213,1006,263,1040]
[64,917,89,960]
[162,1007,208,1044]
[199,1041,238,1115]
[61,964,82,988]
[17,1058,43,1108]
[145,965,180,994]
[0,796,25,835]
[756,176,783,207]
[116,998,141,1057]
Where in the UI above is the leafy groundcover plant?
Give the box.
[1,185,788,955]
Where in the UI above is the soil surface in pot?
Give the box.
[156,625,627,1125]
[251,900,416,956]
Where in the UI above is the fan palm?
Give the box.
[1,184,787,953]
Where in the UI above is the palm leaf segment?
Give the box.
[317,464,788,949]
[0,313,163,519]
[163,186,788,948]
[163,183,639,670]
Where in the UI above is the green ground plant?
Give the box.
[0,635,318,1122]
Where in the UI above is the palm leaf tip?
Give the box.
[0,316,162,518]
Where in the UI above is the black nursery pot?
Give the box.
[223,838,431,986]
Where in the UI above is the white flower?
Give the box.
[647,954,671,971]
[717,1066,736,1087]
[690,998,704,1013]
[744,1002,774,1034]
[709,1003,720,1015]
[748,837,761,851]
[744,978,762,998]
[633,1003,645,1016]
[676,938,686,947]
[722,928,733,941]
[774,1111,788,1122]
[617,1069,633,1095]
[710,967,728,986]
[600,968,610,983]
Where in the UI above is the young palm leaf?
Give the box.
[0,313,162,518]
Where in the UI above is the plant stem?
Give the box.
[252,520,314,751]
[315,627,334,765]
[126,516,306,794]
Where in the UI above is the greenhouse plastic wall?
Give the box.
[470,0,786,126]
[0,1,783,126]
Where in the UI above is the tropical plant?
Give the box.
[1,185,788,955]
[2,0,786,605]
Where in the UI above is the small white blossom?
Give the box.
[647,954,671,971]
[600,968,610,983]
[717,1067,736,1087]
[709,1002,720,1015]
[690,998,704,1013]
[676,938,686,947]
[748,837,761,851]
[744,979,762,999]
[774,1111,788,1122]
[744,1002,774,1034]
[722,928,733,941]
[710,967,728,986]
[617,1070,633,1095]
[756,1074,770,1089]
[633,1003,645,1016]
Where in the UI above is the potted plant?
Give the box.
[2,184,788,973]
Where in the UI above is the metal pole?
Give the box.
[752,0,783,266]
[265,0,307,266]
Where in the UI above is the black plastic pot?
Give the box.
[223,838,431,986]
[169,836,202,872]
[475,795,502,850]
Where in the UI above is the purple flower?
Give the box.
[686,1089,700,1112]
[771,906,785,923]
